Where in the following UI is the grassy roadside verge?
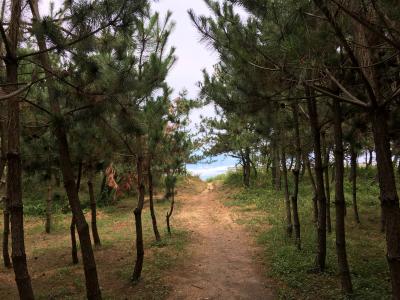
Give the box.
[213,169,390,299]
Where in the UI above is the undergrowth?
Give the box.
[213,167,390,299]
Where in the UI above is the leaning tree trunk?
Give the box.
[4,1,34,297]
[132,135,145,282]
[281,148,292,237]
[291,103,302,250]
[307,92,327,272]
[321,132,332,233]
[29,1,101,298]
[166,185,175,235]
[333,100,353,294]
[57,130,101,299]
[88,171,101,246]
[148,161,161,242]
[350,143,360,224]
[371,108,400,298]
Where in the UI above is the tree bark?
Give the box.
[281,148,292,237]
[5,1,34,298]
[305,155,319,224]
[166,186,175,235]
[132,135,145,282]
[350,143,361,224]
[371,108,400,298]
[242,148,251,187]
[88,171,101,246]
[1,117,11,268]
[321,132,332,233]
[148,161,161,242]
[368,149,373,167]
[291,103,302,250]
[2,194,11,268]
[0,117,6,183]
[70,217,79,264]
[45,181,52,234]
[333,100,353,294]
[28,1,102,298]
[272,139,281,191]
[70,160,83,264]
[307,92,327,272]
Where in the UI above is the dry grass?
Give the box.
[0,178,196,299]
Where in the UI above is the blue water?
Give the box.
[186,155,239,180]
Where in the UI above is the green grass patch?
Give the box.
[215,167,391,299]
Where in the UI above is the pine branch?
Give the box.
[19,0,128,60]
[0,76,48,101]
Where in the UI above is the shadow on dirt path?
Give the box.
[168,183,275,300]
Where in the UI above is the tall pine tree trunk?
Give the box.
[5,1,34,297]
[305,155,318,224]
[2,193,11,269]
[29,2,101,298]
[132,135,145,282]
[350,143,360,224]
[291,103,302,250]
[45,180,52,234]
[148,160,161,242]
[307,91,327,272]
[371,108,400,298]
[1,117,11,268]
[333,100,353,294]
[322,132,332,233]
[70,160,83,264]
[281,148,292,237]
[88,171,101,246]
[0,116,6,184]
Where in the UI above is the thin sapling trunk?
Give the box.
[148,161,161,242]
[281,148,293,237]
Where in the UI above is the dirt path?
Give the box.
[167,185,275,300]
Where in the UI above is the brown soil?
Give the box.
[0,177,275,299]
[167,184,275,300]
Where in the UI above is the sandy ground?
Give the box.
[167,186,275,300]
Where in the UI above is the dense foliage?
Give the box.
[192,0,400,297]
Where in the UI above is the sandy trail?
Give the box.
[167,186,275,300]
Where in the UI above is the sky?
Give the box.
[152,0,219,129]
[38,0,238,179]
[152,1,238,179]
